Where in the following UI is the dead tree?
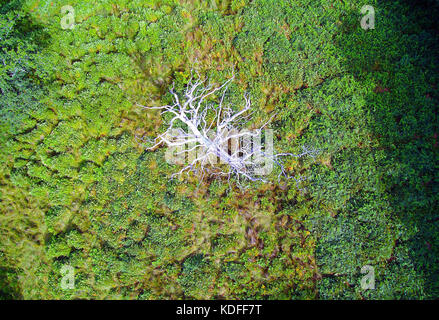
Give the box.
[136,71,318,188]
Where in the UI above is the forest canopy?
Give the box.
[0,0,438,299]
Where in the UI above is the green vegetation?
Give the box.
[0,0,438,299]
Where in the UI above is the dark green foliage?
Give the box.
[0,1,47,137]
[306,0,439,299]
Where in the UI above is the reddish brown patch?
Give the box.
[374,86,390,93]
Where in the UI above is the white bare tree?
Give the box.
[136,71,318,188]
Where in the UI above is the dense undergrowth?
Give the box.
[0,0,438,299]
